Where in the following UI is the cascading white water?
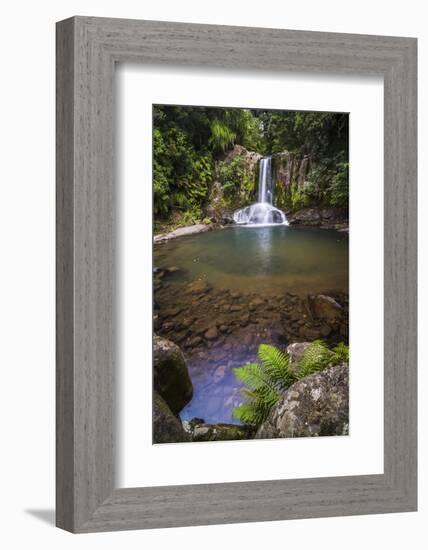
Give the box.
[233,156,288,226]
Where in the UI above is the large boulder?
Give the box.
[153,392,190,444]
[256,363,349,439]
[153,335,193,415]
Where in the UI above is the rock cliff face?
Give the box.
[199,146,348,229]
[272,151,310,189]
[256,363,349,439]
[205,145,262,222]
[287,207,348,229]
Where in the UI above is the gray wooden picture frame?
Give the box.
[56,16,417,533]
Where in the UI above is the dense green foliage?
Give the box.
[233,341,349,427]
[153,105,348,225]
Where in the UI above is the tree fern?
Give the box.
[258,344,296,389]
[297,339,334,378]
[233,340,349,427]
[209,119,236,153]
[233,362,276,393]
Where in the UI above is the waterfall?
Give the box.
[258,157,272,203]
[233,156,288,226]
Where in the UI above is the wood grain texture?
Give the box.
[56,16,417,533]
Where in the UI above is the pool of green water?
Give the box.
[154,225,348,296]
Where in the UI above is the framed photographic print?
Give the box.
[56,16,417,532]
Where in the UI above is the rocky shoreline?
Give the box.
[154,223,214,244]
[287,206,348,231]
[153,206,348,244]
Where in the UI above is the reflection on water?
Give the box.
[155,225,348,296]
[232,225,273,273]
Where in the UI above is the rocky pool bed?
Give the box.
[154,272,348,426]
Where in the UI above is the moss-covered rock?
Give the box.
[189,422,256,442]
[207,145,262,217]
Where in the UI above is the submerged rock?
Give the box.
[309,294,343,323]
[153,335,193,415]
[204,326,218,340]
[153,392,190,444]
[256,363,349,439]
[186,279,211,295]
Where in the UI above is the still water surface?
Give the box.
[155,225,348,296]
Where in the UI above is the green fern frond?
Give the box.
[233,362,277,393]
[233,340,349,428]
[233,387,279,426]
[258,344,296,389]
[297,340,337,378]
[332,341,349,363]
[233,401,264,425]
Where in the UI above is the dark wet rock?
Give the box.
[187,335,203,347]
[256,363,349,439]
[204,326,218,340]
[191,422,256,442]
[180,317,195,329]
[290,208,321,224]
[175,330,190,342]
[340,323,349,338]
[153,315,162,331]
[189,417,205,427]
[288,310,304,322]
[288,207,348,229]
[309,294,343,323]
[163,306,182,318]
[299,325,324,340]
[153,392,190,444]
[153,335,193,415]
[319,323,332,337]
[161,321,175,331]
[239,312,250,325]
